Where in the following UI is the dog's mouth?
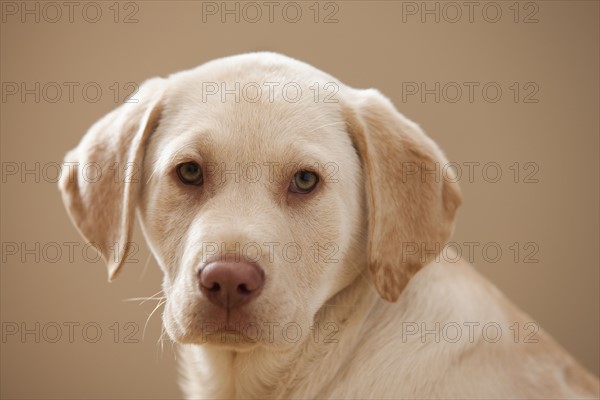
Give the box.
[203,323,262,341]
[201,303,256,326]
[169,299,268,345]
[182,320,271,349]
[167,301,304,348]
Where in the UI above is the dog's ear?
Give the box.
[344,89,462,302]
[58,78,165,281]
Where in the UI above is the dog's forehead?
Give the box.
[153,56,351,164]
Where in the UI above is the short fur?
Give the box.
[59,53,599,399]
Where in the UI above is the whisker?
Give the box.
[171,340,177,360]
[143,298,166,341]
[123,296,166,302]
[156,325,168,360]
[123,288,165,305]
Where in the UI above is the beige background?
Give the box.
[1,1,598,399]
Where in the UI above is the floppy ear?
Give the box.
[344,89,462,302]
[58,78,165,281]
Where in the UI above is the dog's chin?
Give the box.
[165,314,308,351]
[164,300,311,350]
[164,309,278,350]
[167,324,277,351]
[193,331,264,351]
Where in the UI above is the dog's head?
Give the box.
[59,53,461,349]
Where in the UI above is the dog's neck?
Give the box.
[183,273,380,399]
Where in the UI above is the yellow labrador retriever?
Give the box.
[58,53,599,399]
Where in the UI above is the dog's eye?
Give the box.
[177,162,203,185]
[289,171,319,194]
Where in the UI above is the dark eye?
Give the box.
[289,170,319,194]
[176,162,203,185]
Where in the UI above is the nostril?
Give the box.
[207,282,221,292]
[237,284,251,295]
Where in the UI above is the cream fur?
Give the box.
[59,52,599,399]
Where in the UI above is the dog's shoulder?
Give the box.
[328,258,599,399]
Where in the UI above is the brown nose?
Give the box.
[199,261,265,309]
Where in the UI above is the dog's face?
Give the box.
[139,59,365,347]
[59,53,461,350]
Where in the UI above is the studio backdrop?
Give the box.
[1,1,598,399]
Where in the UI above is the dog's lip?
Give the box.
[203,320,256,330]
[196,321,266,343]
[198,305,256,326]
[204,325,255,334]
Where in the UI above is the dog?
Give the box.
[58,52,600,399]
